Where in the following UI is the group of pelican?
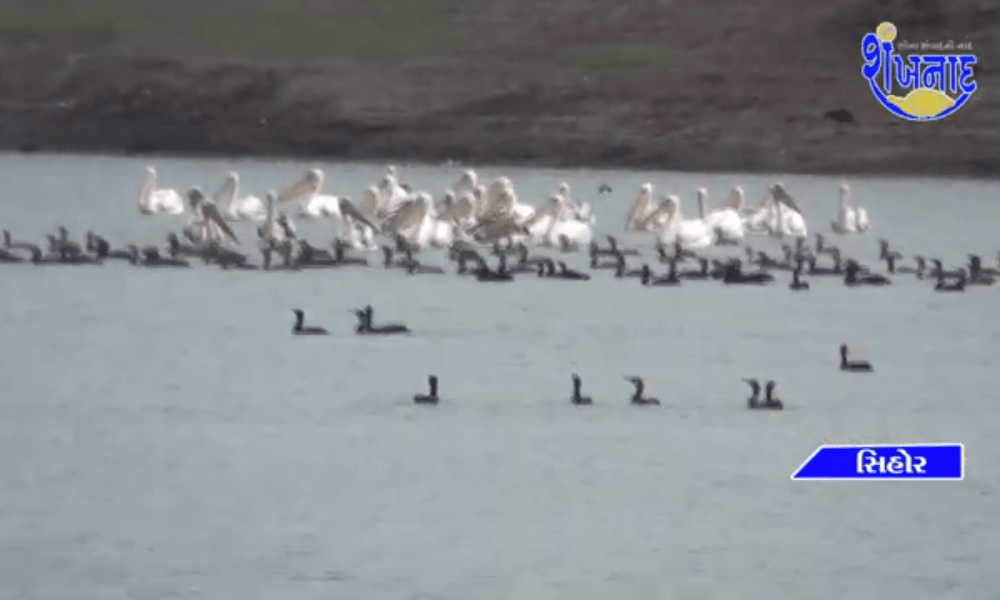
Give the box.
[0,164,885,275]
[623,180,870,249]
[138,165,599,257]
[140,163,871,267]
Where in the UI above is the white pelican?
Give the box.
[656,193,714,250]
[213,172,265,221]
[258,191,308,266]
[769,183,808,238]
[380,193,433,248]
[183,188,239,246]
[276,211,298,241]
[523,195,562,243]
[257,191,279,250]
[336,196,381,248]
[743,185,807,238]
[742,189,776,234]
[274,170,378,247]
[380,190,455,249]
[831,182,871,234]
[637,198,674,232]
[356,186,382,220]
[442,190,477,229]
[699,187,745,243]
[345,186,384,249]
[522,194,592,247]
[276,169,341,218]
[377,170,409,216]
[138,166,185,215]
[465,185,487,225]
[555,181,595,226]
[481,177,534,222]
[450,169,477,197]
[479,182,519,225]
[423,208,457,248]
[549,207,593,247]
[625,183,668,231]
[435,191,455,215]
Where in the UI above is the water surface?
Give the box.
[0,154,996,599]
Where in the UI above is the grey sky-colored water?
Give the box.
[0,153,997,599]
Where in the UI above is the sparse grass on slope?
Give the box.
[0,3,463,60]
[569,46,677,74]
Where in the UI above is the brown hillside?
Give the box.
[0,0,996,176]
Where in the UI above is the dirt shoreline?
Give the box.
[4,86,994,179]
[0,0,996,178]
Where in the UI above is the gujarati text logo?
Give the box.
[862,22,977,121]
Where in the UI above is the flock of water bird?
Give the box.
[6,163,994,409]
[290,300,875,409]
[2,163,994,293]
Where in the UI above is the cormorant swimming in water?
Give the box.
[590,243,619,269]
[789,266,810,290]
[570,374,592,405]
[884,254,917,275]
[763,381,784,410]
[475,256,514,282]
[292,309,328,335]
[606,235,639,256]
[743,378,761,409]
[87,232,132,261]
[808,249,842,276]
[332,239,369,266]
[0,247,22,262]
[625,376,660,405]
[934,273,966,292]
[878,239,902,262]
[414,375,439,404]
[678,258,709,280]
[930,259,964,280]
[614,254,643,278]
[839,344,873,372]
[128,245,190,267]
[556,261,590,280]
[498,252,535,274]
[844,261,890,286]
[406,261,446,275]
[381,245,411,269]
[640,262,680,286]
[815,234,838,256]
[723,260,774,284]
[354,305,410,335]
[967,255,997,285]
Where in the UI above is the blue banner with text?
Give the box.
[791,443,964,480]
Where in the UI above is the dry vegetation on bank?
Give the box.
[0,0,997,176]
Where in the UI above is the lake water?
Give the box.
[0,153,997,600]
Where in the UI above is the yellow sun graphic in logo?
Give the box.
[876,22,897,43]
